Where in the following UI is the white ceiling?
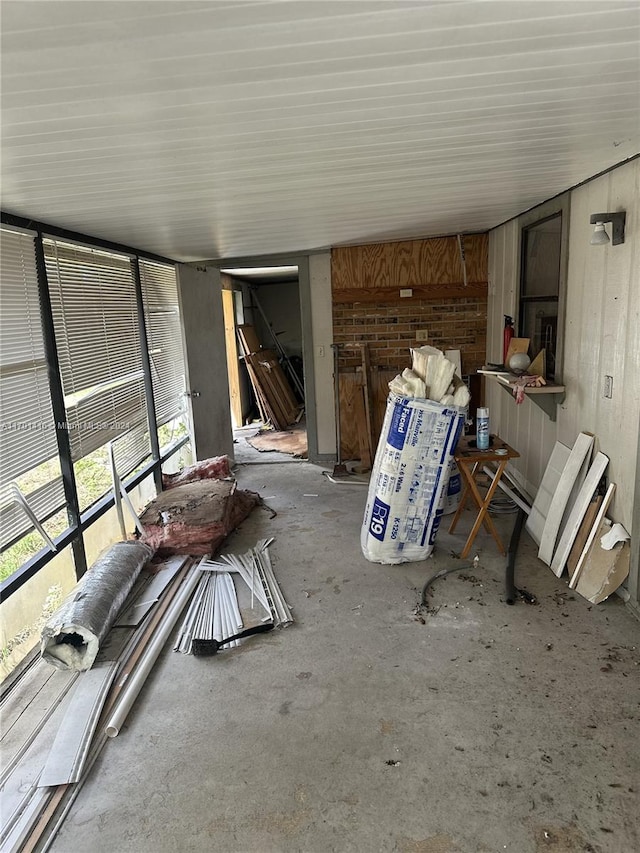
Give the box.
[2,1,639,262]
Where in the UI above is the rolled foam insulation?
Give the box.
[41,541,153,671]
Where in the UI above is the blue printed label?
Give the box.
[369,497,391,541]
[387,401,413,450]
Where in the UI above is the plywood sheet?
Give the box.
[567,495,603,577]
[339,371,363,461]
[332,234,488,291]
[237,324,262,356]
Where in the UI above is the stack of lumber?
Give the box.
[237,325,301,430]
[525,432,630,603]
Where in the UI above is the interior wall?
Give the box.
[487,158,639,596]
[253,282,302,358]
[309,253,336,456]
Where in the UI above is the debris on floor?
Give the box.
[528,432,629,603]
[201,538,294,629]
[162,454,232,489]
[246,424,307,458]
[174,540,291,655]
[139,479,261,556]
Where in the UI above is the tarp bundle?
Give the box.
[41,541,153,671]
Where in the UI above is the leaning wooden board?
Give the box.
[525,443,571,546]
[567,495,603,577]
[549,451,608,577]
[538,433,594,566]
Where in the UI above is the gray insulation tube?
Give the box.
[41,541,154,671]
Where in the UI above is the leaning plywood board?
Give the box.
[567,494,603,577]
[525,443,571,546]
[538,433,594,565]
[549,451,608,577]
[569,483,616,589]
[575,519,631,604]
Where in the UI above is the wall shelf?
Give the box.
[479,370,566,421]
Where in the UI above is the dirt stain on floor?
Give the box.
[532,823,602,852]
[396,834,458,853]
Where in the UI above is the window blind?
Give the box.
[0,228,65,548]
[44,239,151,476]
[139,260,186,429]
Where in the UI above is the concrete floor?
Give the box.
[50,441,639,853]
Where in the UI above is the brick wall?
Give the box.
[333,297,487,374]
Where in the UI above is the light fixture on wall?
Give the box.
[589,212,626,246]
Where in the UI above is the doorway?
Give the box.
[220,264,307,458]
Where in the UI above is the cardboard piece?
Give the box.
[528,349,546,379]
[575,518,631,603]
[505,337,530,366]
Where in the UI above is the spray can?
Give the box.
[476,407,490,450]
[503,315,514,365]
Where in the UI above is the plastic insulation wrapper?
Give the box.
[361,393,464,564]
[41,541,154,671]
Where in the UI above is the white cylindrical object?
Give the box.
[476,407,490,450]
[105,565,201,738]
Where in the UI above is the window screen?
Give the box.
[139,260,186,430]
[44,239,151,478]
[0,228,65,549]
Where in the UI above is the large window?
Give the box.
[44,239,152,498]
[139,259,188,453]
[518,195,569,383]
[0,219,189,604]
[0,228,66,577]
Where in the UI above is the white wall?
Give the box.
[487,158,640,537]
[309,253,336,456]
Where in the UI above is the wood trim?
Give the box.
[331,282,488,304]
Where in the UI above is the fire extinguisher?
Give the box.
[503,315,514,365]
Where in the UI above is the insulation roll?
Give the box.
[361,394,464,564]
[41,541,154,671]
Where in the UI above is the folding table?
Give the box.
[448,435,520,558]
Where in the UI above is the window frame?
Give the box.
[517,193,570,384]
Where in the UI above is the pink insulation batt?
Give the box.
[162,455,232,490]
[139,479,260,556]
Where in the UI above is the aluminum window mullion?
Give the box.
[132,258,161,492]
[33,233,87,580]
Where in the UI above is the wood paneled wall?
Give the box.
[332,233,488,302]
[487,159,639,542]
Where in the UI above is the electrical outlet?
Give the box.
[318,345,325,358]
[416,330,429,342]
[399,288,413,298]
[604,375,613,398]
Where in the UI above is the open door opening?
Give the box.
[220,266,307,459]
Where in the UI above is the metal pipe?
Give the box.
[105,564,201,737]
